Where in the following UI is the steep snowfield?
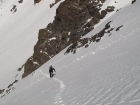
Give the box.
[1,0,140,105]
[0,0,64,88]
[97,0,132,27]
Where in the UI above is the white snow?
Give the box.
[1,0,140,105]
[49,37,56,41]
[97,0,132,28]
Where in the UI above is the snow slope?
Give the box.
[0,0,64,88]
[0,0,132,88]
[1,0,140,105]
[97,0,132,27]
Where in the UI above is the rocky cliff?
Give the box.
[22,0,115,78]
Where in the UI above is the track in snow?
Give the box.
[40,69,66,105]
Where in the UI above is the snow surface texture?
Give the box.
[1,0,140,105]
[95,0,132,28]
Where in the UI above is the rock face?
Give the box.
[22,0,115,78]
[132,0,136,4]
[0,89,4,94]
[18,0,23,3]
[34,0,41,4]
[116,25,123,31]
[65,21,113,54]
[10,5,17,13]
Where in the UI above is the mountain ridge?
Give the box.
[22,0,117,78]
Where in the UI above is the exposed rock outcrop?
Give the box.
[34,0,41,4]
[10,5,17,13]
[0,89,4,94]
[105,6,115,12]
[116,25,123,31]
[65,21,112,54]
[7,80,18,89]
[132,0,136,4]
[18,0,23,3]
[22,0,115,78]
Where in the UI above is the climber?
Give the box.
[49,66,56,78]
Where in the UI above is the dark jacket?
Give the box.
[49,66,55,73]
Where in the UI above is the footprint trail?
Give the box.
[40,69,66,105]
